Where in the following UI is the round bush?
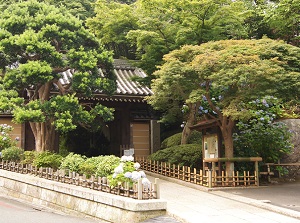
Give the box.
[79,156,104,178]
[95,155,121,177]
[161,131,202,149]
[187,131,202,144]
[59,153,86,173]
[160,133,182,149]
[33,151,63,169]
[1,146,24,162]
[21,150,38,164]
[148,144,202,168]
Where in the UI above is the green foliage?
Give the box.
[107,156,149,188]
[149,144,202,169]
[148,38,300,125]
[33,151,63,169]
[160,133,182,149]
[1,146,24,162]
[0,84,23,113]
[187,131,202,144]
[234,96,293,164]
[21,150,38,165]
[87,0,138,59]
[0,124,16,151]
[265,0,300,46]
[0,0,116,151]
[95,155,120,177]
[161,131,202,149]
[59,153,86,173]
[79,156,104,178]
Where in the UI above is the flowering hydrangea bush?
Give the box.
[108,155,151,189]
[0,124,16,151]
[233,96,292,164]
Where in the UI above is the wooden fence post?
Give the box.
[137,178,143,200]
[154,178,160,199]
[255,161,259,186]
[208,170,212,188]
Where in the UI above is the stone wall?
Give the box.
[279,119,300,178]
[0,169,167,222]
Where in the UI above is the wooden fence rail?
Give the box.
[0,161,159,200]
[136,158,259,188]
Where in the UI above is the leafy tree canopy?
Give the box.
[148,38,300,123]
[147,38,300,171]
[0,0,97,21]
[87,0,138,59]
[0,0,116,151]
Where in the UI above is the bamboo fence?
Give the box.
[0,161,159,200]
[136,157,259,188]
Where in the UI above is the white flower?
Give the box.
[124,172,132,179]
[120,156,128,162]
[127,155,134,162]
[131,171,141,181]
[142,178,151,189]
[139,171,146,178]
[120,155,134,162]
[114,165,124,174]
[134,162,141,170]
[112,173,117,178]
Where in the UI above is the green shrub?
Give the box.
[0,124,16,151]
[60,153,86,173]
[95,155,120,177]
[79,156,104,178]
[21,150,38,164]
[148,144,202,168]
[160,133,182,149]
[161,131,202,149]
[1,146,24,162]
[107,156,147,188]
[33,151,63,169]
[187,131,202,144]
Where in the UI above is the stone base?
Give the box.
[0,169,167,222]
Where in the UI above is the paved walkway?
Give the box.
[145,172,300,223]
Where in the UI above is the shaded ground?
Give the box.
[220,180,300,212]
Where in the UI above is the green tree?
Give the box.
[88,0,249,75]
[265,0,300,46]
[126,0,249,74]
[87,0,138,59]
[0,0,96,21]
[0,1,116,152]
[147,38,300,173]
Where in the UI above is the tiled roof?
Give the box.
[58,59,153,99]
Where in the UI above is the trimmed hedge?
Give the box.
[160,131,202,149]
[148,144,202,169]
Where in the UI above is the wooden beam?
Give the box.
[203,157,262,162]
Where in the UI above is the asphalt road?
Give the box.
[0,195,104,223]
[223,180,300,212]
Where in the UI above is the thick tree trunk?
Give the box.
[219,116,235,175]
[181,103,199,144]
[30,119,56,152]
[28,82,57,152]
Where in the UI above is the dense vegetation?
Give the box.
[0,0,299,172]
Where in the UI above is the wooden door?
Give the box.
[131,122,150,159]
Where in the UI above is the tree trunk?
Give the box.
[181,103,199,144]
[219,116,235,175]
[28,82,57,152]
[30,119,56,152]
